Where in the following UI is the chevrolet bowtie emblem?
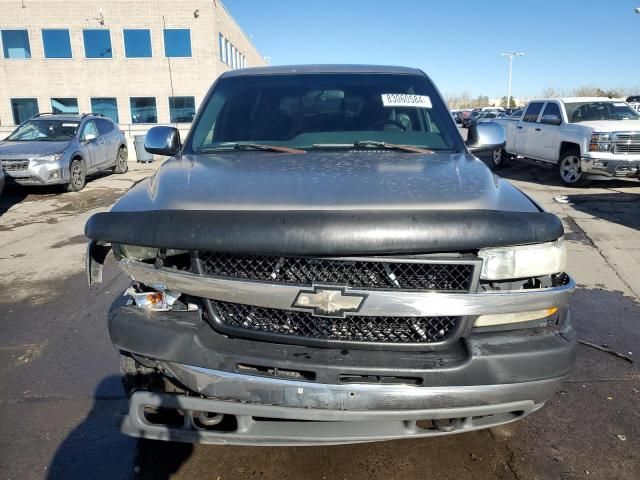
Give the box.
[292,286,366,318]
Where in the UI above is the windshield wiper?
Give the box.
[313,141,432,154]
[200,142,305,154]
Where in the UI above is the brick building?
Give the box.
[0,0,265,141]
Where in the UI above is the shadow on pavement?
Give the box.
[562,191,640,231]
[46,376,194,480]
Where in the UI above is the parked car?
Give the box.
[494,97,640,186]
[86,64,575,446]
[0,113,128,192]
[509,108,524,118]
[461,109,484,127]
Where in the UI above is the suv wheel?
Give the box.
[113,146,128,174]
[558,151,590,187]
[66,159,86,192]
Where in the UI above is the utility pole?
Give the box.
[500,52,524,108]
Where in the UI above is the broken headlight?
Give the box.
[112,244,187,261]
[478,239,566,280]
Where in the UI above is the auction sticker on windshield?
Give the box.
[382,94,432,108]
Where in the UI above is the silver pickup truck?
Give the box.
[494,97,640,186]
[86,65,575,445]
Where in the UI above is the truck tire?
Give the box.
[113,146,128,174]
[558,150,590,187]
[491,148,510,170]
[65,158,86,192]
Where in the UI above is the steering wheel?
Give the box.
[371,119,408,131]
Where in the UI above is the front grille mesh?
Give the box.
[211,300,460,344]
[199,252,475,291]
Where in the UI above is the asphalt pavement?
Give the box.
[1,153,639,480]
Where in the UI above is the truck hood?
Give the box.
[0,140,70,158]
[574,119,640,132]
[85,151,564,255]
[112,151,537,212]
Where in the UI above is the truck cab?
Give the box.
[494,97,640,186]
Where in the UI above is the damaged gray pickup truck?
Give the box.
[85,65,575,445]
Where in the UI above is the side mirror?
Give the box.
[144,126,181,156]
[83,132,97,142]
[541,114,562,126]
[465,122,506,154]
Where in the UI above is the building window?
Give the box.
[51,98,79,114]
[11,98,38,125]
[91,97,119,123]
[163,29,191,57]
[123,29,152,58]
[83,29,112,58]
[224,39,230,65]
[42,29,72,58]
[169,96,195,123]
[230,45,236,68]
[130,97,157,123]
[1,30,31,58]
[218,33,225,62]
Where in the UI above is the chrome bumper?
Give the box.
[581,156,640,178]
[121,362,562,445]
[118,259,574,318]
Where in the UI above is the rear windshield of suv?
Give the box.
[7,119,79,141]
[189,73,462,152]
[565,102,640,123]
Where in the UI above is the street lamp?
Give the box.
[500,52,524,108]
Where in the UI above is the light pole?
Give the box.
[500,52,524,108]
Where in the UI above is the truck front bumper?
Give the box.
[122,369,559,445]
[111,273,576,444]
[581,155,640,178]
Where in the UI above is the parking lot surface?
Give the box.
[1,155,639,479]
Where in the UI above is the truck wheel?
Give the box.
[558,151,590,187]
[491,149,510,170]
[65,159,86,192]
[113,146,128,174]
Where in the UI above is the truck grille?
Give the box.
[1,159,30,171]
[198,252,476,292]
[614,133,640,154]
[210,300,461,345]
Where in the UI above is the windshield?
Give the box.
[7,119,79,141]
[565,102,640,123]
[188,73,462,152]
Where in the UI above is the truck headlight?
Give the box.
[478,239,566,280]
[589,132,612,152]
[33,151,65,163]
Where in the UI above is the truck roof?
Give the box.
[220,64,425,78]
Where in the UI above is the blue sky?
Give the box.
[223,0,640,98]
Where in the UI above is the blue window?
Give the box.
[51,98,79,114]
[42,29,72,58]
[1,30,31,58]
[123,29,152,58]
[163,29,191,57]
[218,33,225,62]
[130,97,157,123]
[169,96,196,123]
[91,98,119,123]
[83,29,112,58]
[11,98,38,125]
